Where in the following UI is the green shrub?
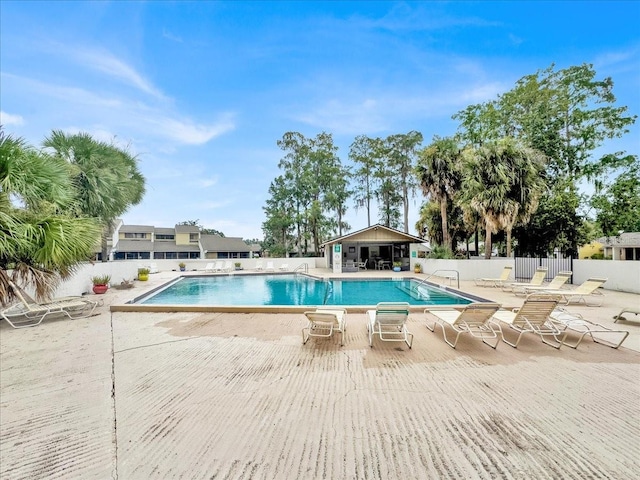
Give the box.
[429,245,454,259]
[91,274,111,285]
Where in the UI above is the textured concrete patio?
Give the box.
[1,270,639,479]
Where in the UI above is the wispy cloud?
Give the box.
[593,46,640,70]
[163,29,183,43]
[69,47,166,99]
[0,111,24,126]
[153,114,236,145]
[198,200,232,210]
[353,3,501,32]
[2,72,235,146]
[294,98,389,135]
[196,177,219,188]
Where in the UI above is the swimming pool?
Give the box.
[136,275,477,307]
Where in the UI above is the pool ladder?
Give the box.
[416,269,460,289]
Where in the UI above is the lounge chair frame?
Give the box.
[614,306,640,324]
[490,294,566,349]
[534,277,607,307]
[367,302,413,349]
[502,267,548,292]
[474,266,513,288]
[2,282,98,329]
[517,271,572,296]
[550,308,630,349]
[302,308,347,346]
[425,303,502,349]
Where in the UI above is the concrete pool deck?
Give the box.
[1,269,639,478]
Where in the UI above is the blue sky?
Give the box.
[2,1,638,240]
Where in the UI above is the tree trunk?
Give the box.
[484,222,493,259]
[440,198,450,248]
[475,227,479,257]
[506,228,512,257]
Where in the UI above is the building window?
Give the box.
[155,234,175,240]
[189,233,199,243]
[124,233,147,239]
[189,252,200,259]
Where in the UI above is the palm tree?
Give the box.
[461,138,546,258]
[43,131,145,261]
[1,130,101,303]
[415,137,462,249]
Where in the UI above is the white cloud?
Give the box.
[593,47,640,70]
[153,114,236,145]
[67,47,167,100]
[295,98,389,135]
[196,177,219,188]
[0,111,24,126]
[2,72,234,146]
[198,200,232,210]
[162,29,183,43]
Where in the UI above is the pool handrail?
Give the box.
[293,263,309,274]
[418,270,460,289]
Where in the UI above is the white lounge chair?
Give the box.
[266,261,275,272]
[367,302,413,349]
[519,270,573,296]
[255,261,264,271]
[213,261,225,272]
[2,281,98,329]
[549,308,629,349]
[614,306,640,324]
[203,262,216,272]
[302,308,347,346]
[533,277,607,306]
[223,261,233,272]
[358,259,368,270]
[474,266,513,287]
[502,267,548,292]
[425,303,501,349]
[279,263,289,271]
[490,294,566,348]
[148,262,159,274]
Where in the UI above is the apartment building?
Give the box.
[110,222,257,260]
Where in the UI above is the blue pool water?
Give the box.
[138,275,475,306]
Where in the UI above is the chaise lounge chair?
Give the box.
[502,267,548,292]
[425,303,502,349]
[213,261,225,272]
[358,259,368,270]
[266,261,275,272]
[549,308,630,349]
[533,277,607,306]
[254,261,264,271]
[490,294,566,348]
[517,270,572,296]
[203,262,216,272]
[367,302,413,348]
[614,306,640,324]
[474,266,513,288]
[302,308,347,346]
[279,263,289,271]
[1,282,98,329]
